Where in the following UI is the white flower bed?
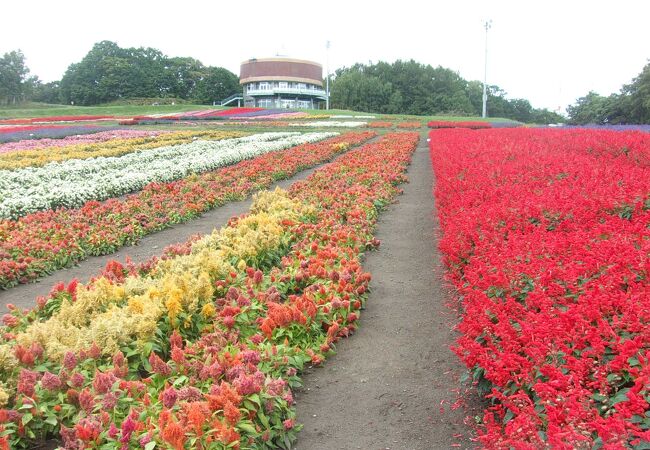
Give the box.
[291,121,368,128]
[0,132,336,219]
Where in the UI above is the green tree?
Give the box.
[567,61,650,125]
[622,61,650,123]
[59,41,237,105]
[192,67,239,104]
[32,81,61,104]
[330,69,393,113]
[0,50,35,104]
[566,91,612,124]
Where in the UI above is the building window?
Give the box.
[297,83,306,90]
[279,82,288,89]
[247,83,256,91]
[257,98,273,108]
[298,100,311,108]
[259,82,271,91]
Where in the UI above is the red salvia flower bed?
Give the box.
[429,128,650,448]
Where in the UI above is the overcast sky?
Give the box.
[2,0,648,113]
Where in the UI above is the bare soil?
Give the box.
[294,137,479,449]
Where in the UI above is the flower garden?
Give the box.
[0,112,420,448]
[429,128,650,448]
[0,106,649,449]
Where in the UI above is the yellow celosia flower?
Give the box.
[0,345,18,373]
[11,188,310,362]
[201,303,216,319]
[165,289,184,322]
[127,297,145,314]
[0,386,9,407]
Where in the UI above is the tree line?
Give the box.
[3,42,647,124]
[329,60,563,123]
[566,61,649,124]
[0,41,239,106]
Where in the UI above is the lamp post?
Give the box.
[482,20,492,118]
[326,40,330,110]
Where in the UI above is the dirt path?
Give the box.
[294,137,477,449]
[0,144,371,311]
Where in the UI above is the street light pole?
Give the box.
[326,40,330,110]
[482,20,492,118]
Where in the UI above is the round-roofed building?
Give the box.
[240,57,327,109]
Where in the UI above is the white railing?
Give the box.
[246,87,327,97]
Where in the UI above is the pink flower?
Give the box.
[162,386,178,409]
[265,378,287,396]
[120,414,138,444]
[107,423,119,439]
[92,371,117,394]
[233,370,265,395]
[149,353,171,376]
[283,418,295,430]
[63,351,78,371]
[102,392,118,410]
[41,371,63,391]
[139,432,153,446]
[17,369,39,397]
[70,372,86,388]
[177,386,202,402]
[78,388,95,414]
[1,314,18,327]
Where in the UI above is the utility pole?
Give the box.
[482,20,492,118]
[326,40,330,110]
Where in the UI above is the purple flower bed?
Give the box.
[566,124,650,132]
[489,121,523,128]
[229,108,290,118]
[0,126,121,143]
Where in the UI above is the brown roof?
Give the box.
[240,58,323,86]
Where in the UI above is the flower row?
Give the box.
[429,128,650,447]
[368,121,393,128]
[0,132,375,289]
[0,132,334,219]
[291,121,367,128]
[0,126,115,143]
[0,131,419,449]
[0,130,168,155]
[0,130,244,170]
[396,121,421,128]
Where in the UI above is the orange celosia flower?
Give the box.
[162,419,186,450]
[223,401,241,426]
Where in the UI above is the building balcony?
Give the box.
[245,87,327,99]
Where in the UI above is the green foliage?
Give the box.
[566,91,614,124]
[0,50,39,105]
[567,61,650,124]
[58,41,239,105]
[329,59,563,123]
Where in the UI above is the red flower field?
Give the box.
[429,128,650,448]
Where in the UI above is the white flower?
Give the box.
[0,132,337,219]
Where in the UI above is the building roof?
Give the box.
[240,57,323,86]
